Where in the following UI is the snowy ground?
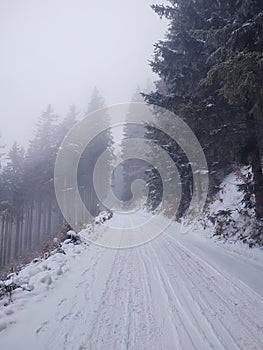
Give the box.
[0,210,263,350]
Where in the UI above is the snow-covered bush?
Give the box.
[201,168,263,247]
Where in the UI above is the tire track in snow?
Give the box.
[159,234,263,349]
[85,249,131,349]
[167,235,263,340]
[126,247,163,350]
[154,236,238,349]
[150,240,227,350]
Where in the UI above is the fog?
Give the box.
[0,0,168,148]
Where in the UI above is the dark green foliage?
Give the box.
[237,169,255,209]
[0,281,22,304]
[209,209,238,238]
[203,0,263,218]
[144,0,263,220]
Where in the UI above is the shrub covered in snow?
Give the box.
[201,168,263,247]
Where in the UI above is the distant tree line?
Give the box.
[0,89,112,269]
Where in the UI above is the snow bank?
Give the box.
[198,167,263,250]
[0,211,113,333]
[0,240,88,332]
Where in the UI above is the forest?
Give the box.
[0,88,113,270]
[0,1,263,349]
[144,0,263,232]
[0,0,263,270]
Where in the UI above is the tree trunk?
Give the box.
[0,216,5,267]
[246,113,263,219]
[14,215,20,260]
[47,197,52,236]
[37,200,42,243]
[28,205,34,250]
[250,150,263,219]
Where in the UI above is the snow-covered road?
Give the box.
[1,214,263,349]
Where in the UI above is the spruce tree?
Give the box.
[78,88,113,217]
[144,0,255,216]
[56,104,78,145]
[120,87,148,202]
[202,0,263,218]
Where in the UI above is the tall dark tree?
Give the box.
[119,87,147,202]
[202,0,263,218]
[144,0,260,217]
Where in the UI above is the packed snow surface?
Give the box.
[0,210,263,349]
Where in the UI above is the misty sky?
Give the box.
[0,0,168,149]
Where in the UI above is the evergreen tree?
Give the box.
[120,87,147,202]
[56,104,78,145]
[202,0,263,218]
[16,105,61,258]
[144,0,256,216]
[0,143,25,265]
[87,87,105,114]
[0,105,81,268]
[78,88,113,217]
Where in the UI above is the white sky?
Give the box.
[0,0,168,148]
